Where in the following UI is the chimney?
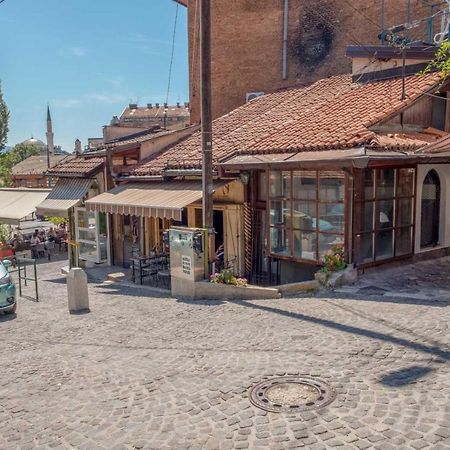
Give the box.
[184,102,189,108]
[346,45,437,83]
[176,102,180,108]
[129,103,138,109]
[147,103,153,109]
[155,102,160,108]
[74,139,82,156]
[164,102,168,109]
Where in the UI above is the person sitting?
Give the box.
[47,227,56,242]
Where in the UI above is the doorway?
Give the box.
[421,170,441,248]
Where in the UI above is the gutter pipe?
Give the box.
[282,0,289,79]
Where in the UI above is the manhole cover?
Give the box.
[249,376,336,413]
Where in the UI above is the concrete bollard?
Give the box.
[67,268,90,314]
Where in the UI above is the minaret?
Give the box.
[46,105,54,156]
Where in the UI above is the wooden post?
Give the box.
[200,0,215,275]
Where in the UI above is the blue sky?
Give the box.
[0,0,188,151]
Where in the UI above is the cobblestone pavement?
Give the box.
[334,257,450,304]
[0,260,449,450]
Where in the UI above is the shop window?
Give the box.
[75,208,107,263]
[353,167,415,264]
[268,170,345,263]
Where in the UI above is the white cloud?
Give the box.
[52,98,82,108]
[59,47,89,57]
[52,92,130,109]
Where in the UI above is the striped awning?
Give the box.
[36,178,93,218]
[85,180,226,220]
[0,188,51,225]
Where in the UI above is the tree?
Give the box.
[421,41,450,77]
[0,143,39,187]
[0,81,9,151]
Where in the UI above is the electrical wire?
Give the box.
[165,2,179,107]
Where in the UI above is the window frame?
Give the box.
[267,169,346,264]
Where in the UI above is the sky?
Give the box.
[0,0,188,151]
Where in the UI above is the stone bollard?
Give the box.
[67,268,90,314]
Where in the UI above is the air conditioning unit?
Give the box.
[246,92,265,102]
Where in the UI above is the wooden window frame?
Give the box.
[266,169,346,264]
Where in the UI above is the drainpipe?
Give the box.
[282,0,289,79]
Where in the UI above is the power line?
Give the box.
[165,2,179,107]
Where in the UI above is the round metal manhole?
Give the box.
[249,376,336,413]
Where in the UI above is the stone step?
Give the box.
[107,272,126,283]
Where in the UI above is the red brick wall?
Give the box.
[187,0,433,123]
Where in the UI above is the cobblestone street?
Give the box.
[0,260,449,450]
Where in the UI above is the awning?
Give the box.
[35,178,93,218]
[0,188,51,225]
[85,180,227,220]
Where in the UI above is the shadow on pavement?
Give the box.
[229,299,450,362]
[0,312,17,322]
[380,366,434,387]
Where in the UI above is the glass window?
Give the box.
[397,198,413,227]
[270,227,290,256]
[270,200,289,226]
[397,168,415,197]
[79,242,98,260]
[376,230,394,260]
[319,203,344,233]
[319,172,344,201]
[293,230,316,260]
[292,171,317,200]
[269,171,290,197]
[355,201,374,233]
[376,200,394,229]
[376,169,395,199]
[354,169,374,201]
[319,234,344,258]
[292,201,315,230]
[354,233,373,264]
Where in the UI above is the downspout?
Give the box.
[282,0,289,80]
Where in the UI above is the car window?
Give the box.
[0,263,8,279]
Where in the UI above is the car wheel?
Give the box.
[4,303,16,314]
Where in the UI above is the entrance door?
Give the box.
[421,170,440,248]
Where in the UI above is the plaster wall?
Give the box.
[415,164,450,253]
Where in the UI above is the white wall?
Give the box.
[415,164,450,253]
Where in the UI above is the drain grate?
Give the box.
[249,376,336,413]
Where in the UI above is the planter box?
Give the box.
[0,248,14,259]
[186,280,281,300]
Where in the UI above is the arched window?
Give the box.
[421,170,441,248]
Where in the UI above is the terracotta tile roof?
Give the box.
[132,73,442,176]
[12,154,69,176]
[416,132,450,154]
[46,156,105,177]
[121,105,189,120]
[98,128,165,150]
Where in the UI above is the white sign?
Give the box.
[182,255,192,276]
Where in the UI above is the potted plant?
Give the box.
[210,268,248,287]
[315,244,355,288]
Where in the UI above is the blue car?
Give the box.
[0,260,16,314]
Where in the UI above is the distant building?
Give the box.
[12,106,67,188]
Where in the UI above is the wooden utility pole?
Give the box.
[200,0,215,275]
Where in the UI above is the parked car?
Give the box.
[0,259,16,314]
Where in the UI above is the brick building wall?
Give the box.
[185,0,434,123]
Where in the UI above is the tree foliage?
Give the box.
[0,81,9,151]
[0,143,40,187]
[421,41,450,77]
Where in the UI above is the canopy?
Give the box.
[85,180,227,220]
[0,188,51,225]
[36,178,93,218]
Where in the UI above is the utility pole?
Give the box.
[200,0,215,276]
